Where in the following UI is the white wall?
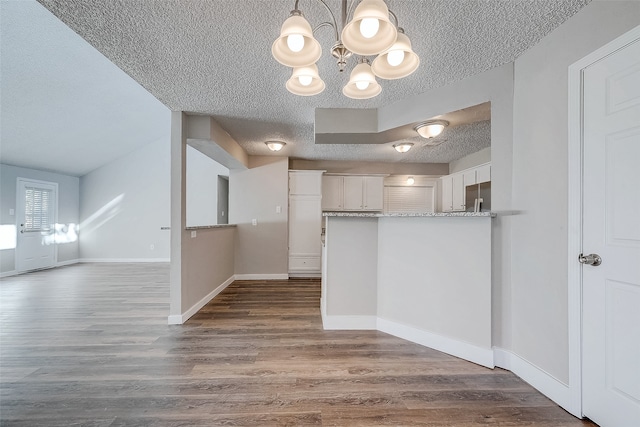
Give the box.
[79,136,170,261]
[0,164,79,274]
[449,147,491,174]
[229,156,289,278]
[510,1,640,383]
[186,144,229,227]
[169,112,237,322]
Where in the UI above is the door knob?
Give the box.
[579,253,602,266]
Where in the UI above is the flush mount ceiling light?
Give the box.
[406,176,415,185]
[414,120,449,139]
[272,0,419,99]
[265,141,286,152]
[393,142,413,153]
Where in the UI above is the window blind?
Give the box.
[384,186,434,213]
[24,186,52,232]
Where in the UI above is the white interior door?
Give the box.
[582,38,640,426]
[16,178,58,273]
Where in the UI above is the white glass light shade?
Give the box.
[286,64,325,96]
[343,61,381,99]
[265,141,286,151]
[414,120,449,138]
[406,176,415,185]
[341,0,397,56]
[393,142,413,153]
[272,14,322,67]
[371,32,420,79]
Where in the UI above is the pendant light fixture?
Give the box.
[271,11,322,67]
[341,0,397,56]
[272,0,419,99]
[371,28,420,79]
[286,64,325,96]
[343,58,381,99]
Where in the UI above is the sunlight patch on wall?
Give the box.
[79,194,124,236]
[42,223,79,245]
[0,225,17,250]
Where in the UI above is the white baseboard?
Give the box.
[80,258,170,263]
[57,259,79,267]
[321,313,377,330]
[234,273,289,280]
[167,275,235,325]
[1,259,78,278]
[0,270,18,278]
[493,347,574,415]
[377,317,494,369]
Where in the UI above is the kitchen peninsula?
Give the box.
[321,211,494,368]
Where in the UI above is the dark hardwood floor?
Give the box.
[0,263,596,426]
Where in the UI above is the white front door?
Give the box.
[16,178,58,273]
[582,38,640,426]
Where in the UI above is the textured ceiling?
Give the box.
[8,0,591,173]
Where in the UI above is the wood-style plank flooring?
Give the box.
[0,263,596,426]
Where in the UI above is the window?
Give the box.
[24,186,53,232]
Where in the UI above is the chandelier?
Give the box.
[272,0,419,99]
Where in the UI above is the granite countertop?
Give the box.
[185,224,237,230]
[323,212,495,218]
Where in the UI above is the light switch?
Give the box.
[9,209,15,216]
[221,211,225,217]
[276,205,281,214]
[191,230,197,238]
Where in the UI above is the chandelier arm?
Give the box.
[346,0,357,25]
[312,21,338,40]
[388,9,399,27]
[293,0,340,41]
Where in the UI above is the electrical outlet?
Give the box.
[150,244,155,250]
[252,219,257,226]
[276,205,281,214]
[9,209,15,216]
[191,230,197,238]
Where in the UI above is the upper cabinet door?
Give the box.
[476,164,491,184]
[321,175,344,210]
[463,169,477,186]
[363,176,384,210]
[452,173,466,211]
[343,176,364,210]
[441,175,453,212]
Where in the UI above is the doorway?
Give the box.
[568,26,640,425]
[15,178,58,273]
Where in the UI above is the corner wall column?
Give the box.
[169,111,187,322]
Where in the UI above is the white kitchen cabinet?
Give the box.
[440,162,491,212]
[321,175,343,210]
[363,176,384,210]
[463,169,477,186]
[476,163,491,183]
[441,175,453,212]
[452,172,466,211]
[343,176,364,210]
[322,174,384,211]
[440,173,466,212]
[289,171,323,276]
